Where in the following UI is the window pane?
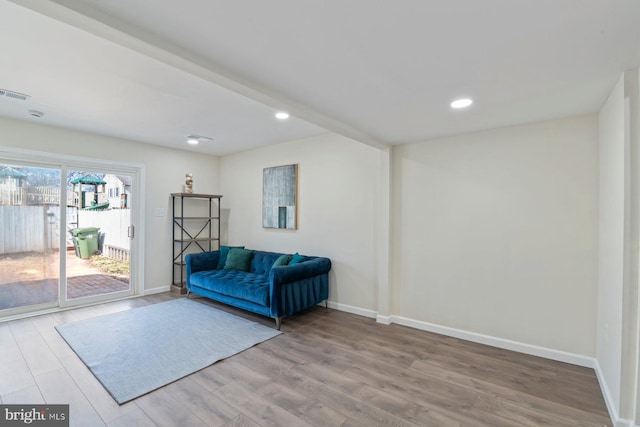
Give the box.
[0,164,60,311]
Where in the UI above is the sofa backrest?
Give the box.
[249,250,285,275]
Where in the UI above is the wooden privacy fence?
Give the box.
[77,209,130,250]
[0,186,76,206]
[76,209,130,261]
[0,206,130,261]
[0,205,56,253]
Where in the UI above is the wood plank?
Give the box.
[13,326,63,376]
[0,323,24,365]
[34,368,106,426]
[135,388,207,427]
[1,385,45,405]
[57,353,139,424]
[0,292,611,426]
[222,413,262,427]
[190,360,241,393]
[217,381,313,427]
[0,358,37,396]
[294,399,349,427]
[107,408,157,427]
[470,393,601,427]
[163,375,239,426]
[312,383,415,427]
[410,358,611,426]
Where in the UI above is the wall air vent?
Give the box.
[0,88,30,101]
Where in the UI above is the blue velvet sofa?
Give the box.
[184,249,331,329]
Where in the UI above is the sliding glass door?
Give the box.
[0,163,61,312]
[0,154,140,318]
[64,170,132,303]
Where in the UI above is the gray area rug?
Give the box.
[55,298,280,404]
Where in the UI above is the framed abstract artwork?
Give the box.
[263,164,297,229]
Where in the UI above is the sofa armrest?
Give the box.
[269,257,331,286]
[269,257,331,318]
[185,251,219,277]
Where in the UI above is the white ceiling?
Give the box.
[1,0,640,155]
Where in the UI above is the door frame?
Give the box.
[0,145,145,317]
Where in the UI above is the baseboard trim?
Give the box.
[326,301,377,319]
[328,301,596,369]
[143,285,171,296]
[390,314,594,368]
[594,360,631,427]
[376,315,391,325]
[594,360,617,425]
[327,303,595,367]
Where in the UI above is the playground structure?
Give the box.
[69,173,109,210]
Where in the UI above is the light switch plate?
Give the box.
[155,207,165,217]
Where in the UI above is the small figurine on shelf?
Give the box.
[184,173,193,193]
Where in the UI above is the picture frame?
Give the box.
[263,164,297,229]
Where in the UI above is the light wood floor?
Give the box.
[0,293,611,426]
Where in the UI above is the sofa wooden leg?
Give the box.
[324,300,328,309]
[275,317,282,330]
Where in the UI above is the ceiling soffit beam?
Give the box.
[8,0,389,150]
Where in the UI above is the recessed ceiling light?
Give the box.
[451,98,473,109]
[186,134,214,145]
[275,112,290,120]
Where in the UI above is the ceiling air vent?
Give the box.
[0,88,30,101]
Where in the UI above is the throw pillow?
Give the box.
[217,245,245,269]
[272,254,292,268]
[288,252,306,265]
[224,248,253,271]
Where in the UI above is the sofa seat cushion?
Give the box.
[189,269,270,306]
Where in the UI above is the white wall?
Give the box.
[596,69,640,426]
[635,67,640,427]
[391,114,599,357]
[0,117,220,292]
[625,67,640,427]
[597,75,625,413]
[220,133,381,312]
